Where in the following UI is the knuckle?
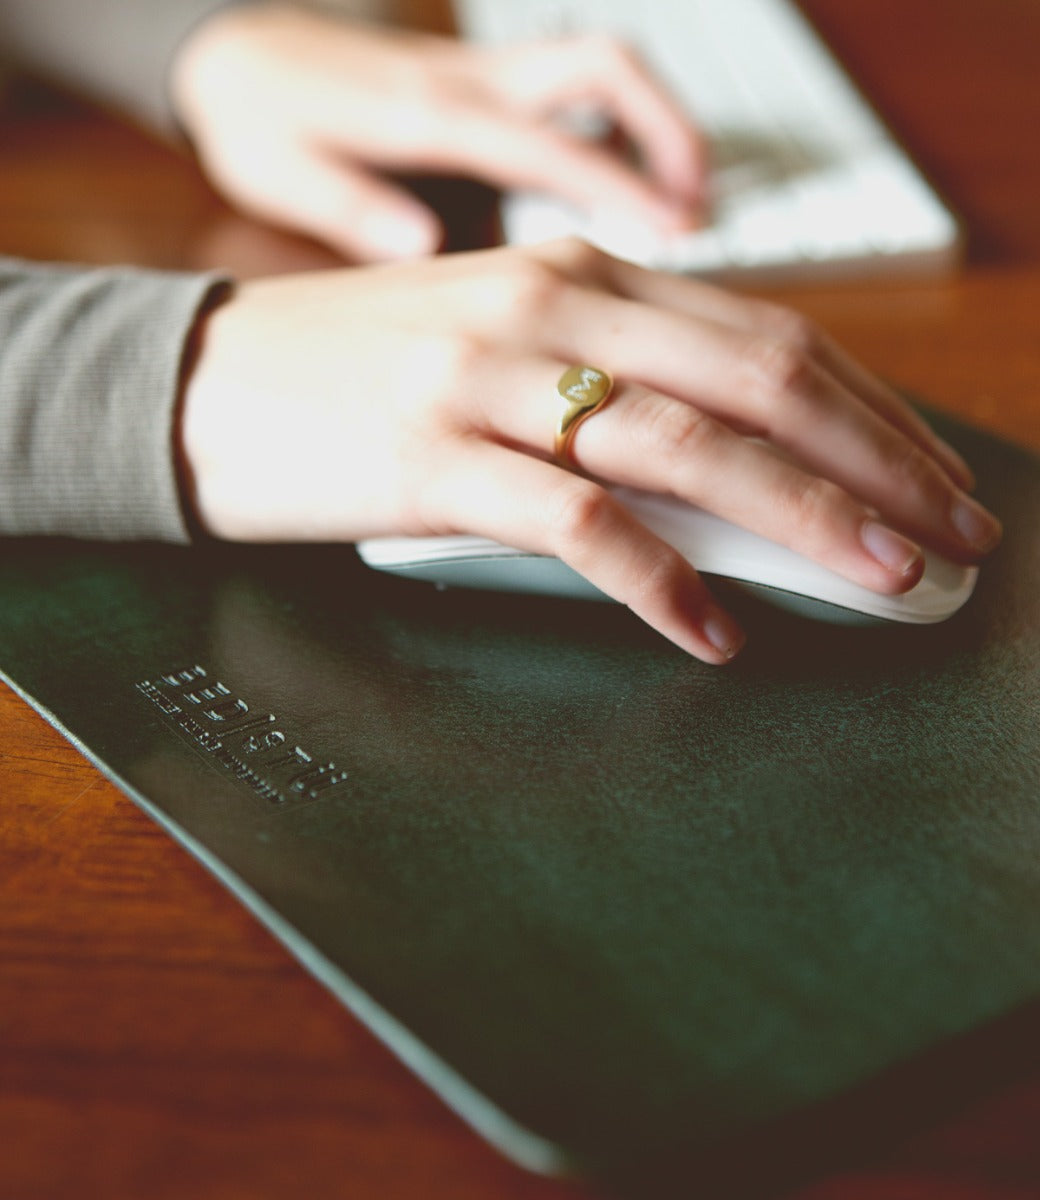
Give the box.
[883,433,944,498]
[385,75,458,137]
[577,31,642,73]
[634,393,718,463]
[546,480,614,554]
[776,475,849,548]
[543,235,606,277]
[494,255,569,321]
[413,331,486,406]
[405,60,467,111]
[757,305,821,357]
[743,334,814,405]
[441,330,486,377]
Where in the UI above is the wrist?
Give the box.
[174,279,237,539]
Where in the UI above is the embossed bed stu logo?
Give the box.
[137,665,350,808]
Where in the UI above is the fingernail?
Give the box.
[702,607,746,661]
[950,496,1002,554]
[860,520,923,577]
[361,211,440,259]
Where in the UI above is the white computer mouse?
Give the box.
[356,487,978,626]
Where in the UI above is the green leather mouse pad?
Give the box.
[2,411,1039,1191]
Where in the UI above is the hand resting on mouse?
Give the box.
[179,237,1002,664]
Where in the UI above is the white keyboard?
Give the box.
[452,0,962,283]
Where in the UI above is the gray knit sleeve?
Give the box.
[0,0,241,132]
[0,257,227,542]
[0,1,398,134]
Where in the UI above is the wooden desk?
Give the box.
[2,4,1039,1198]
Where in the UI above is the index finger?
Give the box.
[446,104,700,234]
[484,34,708,213]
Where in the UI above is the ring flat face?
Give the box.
[555,365,614,464]
[557,366,612,414]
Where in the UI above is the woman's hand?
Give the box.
[180,239,1001,664]
[170,3,706,261]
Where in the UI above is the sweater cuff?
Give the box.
[0,258,229,543]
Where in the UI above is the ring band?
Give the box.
[553,365,614,466]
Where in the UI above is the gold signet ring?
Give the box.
[553,365,614,467]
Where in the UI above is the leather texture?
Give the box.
[2,411,1038,1183]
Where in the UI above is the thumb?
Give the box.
[235,142,445,262]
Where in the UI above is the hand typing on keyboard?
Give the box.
[458,0,962,281]
[171,4,707,263]
[179,239,1000,665]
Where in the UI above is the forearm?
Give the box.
[0,257,226,541]
[0,0,242,130]
[0,1,396,133]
